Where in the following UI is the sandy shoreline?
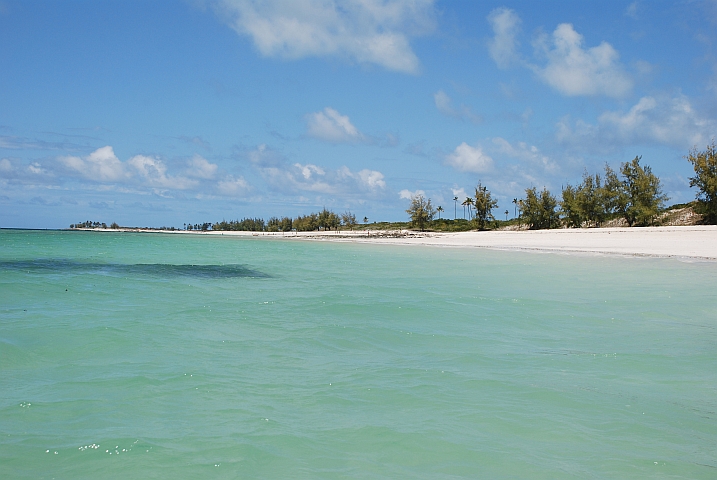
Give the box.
[74,225,717,260]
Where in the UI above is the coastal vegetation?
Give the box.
[213,208,344,232]
[410,154,688,231]
[522,187,561,230]
[70,146,717,233]
[557,156,667,229]
[686,141,717,224]
[70,220,108,229]
[473,182,498,230]
[405,194,435,231]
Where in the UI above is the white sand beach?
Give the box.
[163,225,717,260]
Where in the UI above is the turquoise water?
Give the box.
[1,229,716,479]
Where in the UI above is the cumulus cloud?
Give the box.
[338,166,386,189]
[215,0,435,74]
[60,146,129,182]
[28,163,50,176]
[266,162,385,194]
[487,7,521,69]
[492,137,559,174]
[399,188,425,199]
[54,146,225,192]
[295,162,326,180]
[433,90,481,123]
[451,186,467,200]
[127,154,198,190]
[486,11,633,98]
[186,154,218,179]
[259,164,327,194]
[556,93,717,149]
[532,23,632,97]
[305,107,364,143]
[246,143,386,196]
[217,175,250,196]
[445,142,493,173]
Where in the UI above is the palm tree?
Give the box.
[512,198,518,218]
[453,196,458,220]
[462,197,473,219]
[363,216,368,224]
[437,205,444,219]
[505,210,509,221]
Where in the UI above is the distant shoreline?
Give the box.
[58,225,717,261]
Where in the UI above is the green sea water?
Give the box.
[1,229,716,479]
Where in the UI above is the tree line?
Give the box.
[70,220,109,229]
[407,143,717,230]
[524,156,667,229]
[212,208,359,232]
[70,221,178,230]
[406,181,499,231]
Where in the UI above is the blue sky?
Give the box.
[1,0,716,228]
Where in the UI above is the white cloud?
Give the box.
[28,163,49,176]
[487,7,521,69]
[433,90,481,123]
[263,163,335,194]
[557,93,717,149]
[295,162,326,180]
[4,146,232,197]
[305,107,364,143]
[217,175,250,196]
[338,166,386,190]
[399,188,424,199]
[127,155,198,190]
[451,186,467,200]
[246,144,386,197]
[186,154,218,179]
[60,146,129,182]
[216,0,435,74]
[532,23,632,97]
[491,137,559,174]
[487,11,633,99]
[57,147,221,191]
[445,142,493,173]
[357,169,386,189]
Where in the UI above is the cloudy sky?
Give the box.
[1,0,716,228]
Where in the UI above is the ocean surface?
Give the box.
[1,229,716,479]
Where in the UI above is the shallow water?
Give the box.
[1,229,716,478]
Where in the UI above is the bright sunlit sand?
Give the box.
[155,225,717,260]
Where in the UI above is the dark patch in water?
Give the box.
[0,259,270,279]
